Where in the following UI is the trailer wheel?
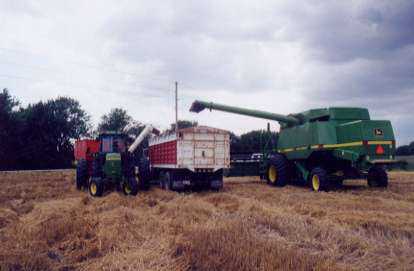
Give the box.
[210,169,224,191]
[367,166,388,187]
[123,177,139,196]
[159,172,165,189]
[89,178,104,197]
[76,159,88,190]
[310,167,329,192]
[266,154,289,187]
[164,172,172,191]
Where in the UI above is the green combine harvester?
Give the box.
[190,100,396,191]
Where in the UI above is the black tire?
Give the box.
[76,159,88,190]
[165,172,172,191]
[210,169,223,191]
[310,167,329,192]
[158,171,165,189]
[123,177,139,196]
[266,153,289,187]
[138,158,151,190]
[89,178,104,197]
[92,158,104,178]
[367,166,388,187]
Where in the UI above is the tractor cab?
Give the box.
[98,132,128,154]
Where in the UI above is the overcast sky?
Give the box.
[0,0,413,145]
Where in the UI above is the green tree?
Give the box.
[97,108,132,133]
[230,129,278,154]
[409,142,414,155]
[0,89,20,170]
[396,142,414,156]
[15,96,91,169]
[396,145,411,156]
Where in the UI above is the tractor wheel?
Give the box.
[266,153,289,187]
[92,158,103,178]
[138,158,151,190]
[123,177,139,196]
[367,166,388,187]
[89,178,104,197]
[310,167,329,192]
[76,159,88,190]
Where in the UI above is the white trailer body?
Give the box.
[148,126,230,190]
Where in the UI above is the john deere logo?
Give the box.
[374,128,383,136]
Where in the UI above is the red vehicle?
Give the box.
[74,139,100,178]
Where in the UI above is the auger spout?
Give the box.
[190,100,300,126]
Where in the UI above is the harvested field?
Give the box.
[0,171,414,271]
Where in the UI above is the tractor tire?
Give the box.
[367,166,388,187]
[123,177,139,196]
[138,158,151,190]
[76,159,88,190]
[310,167,329,192]
[92,158,103,178]
[89,178,104,197]
[266,153,289,187]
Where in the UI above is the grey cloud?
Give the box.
[280,0,414,63]
[2,0,413,144]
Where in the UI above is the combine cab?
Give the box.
[190,100,397,191]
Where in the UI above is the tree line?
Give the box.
[396,142,414,156]
[0,89,272,170]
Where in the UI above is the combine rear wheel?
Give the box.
[266,154,289,187]
[76,159,88,190]
[367,166,388,187]
[310,167,329,192]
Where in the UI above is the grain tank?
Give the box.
[190,100,396,191]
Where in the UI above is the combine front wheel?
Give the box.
[266,154,289,187]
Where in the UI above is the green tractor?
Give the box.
[190,100,397,191]
[75,126,155,197]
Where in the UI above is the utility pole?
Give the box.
[175,81,178,134]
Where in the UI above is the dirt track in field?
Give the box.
[0,170,414,271]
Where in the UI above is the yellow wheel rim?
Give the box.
[312,175,320,191]
[124,183,132,194]
[268,165,277,184]
[90,183,97,195]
